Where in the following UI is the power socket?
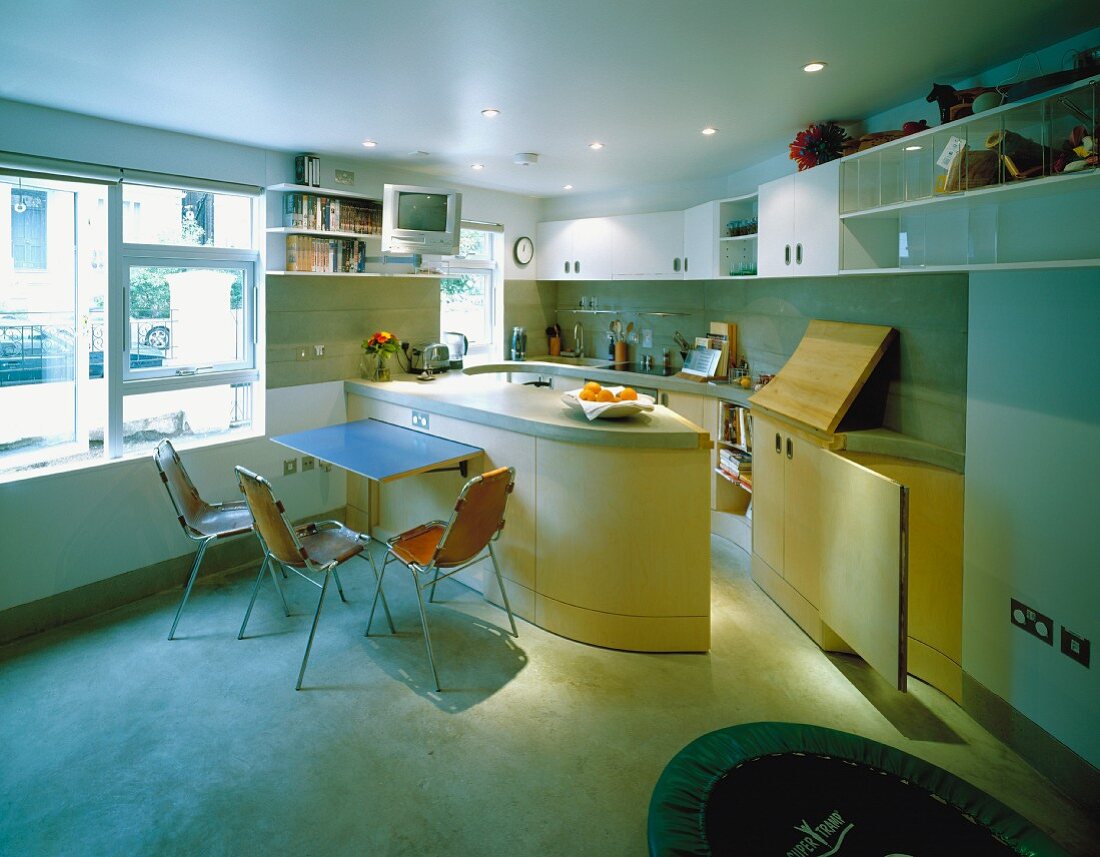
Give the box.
[1010,598,1053,646]
[319,460,332,473]
[283,458,298,476]
[301,455,316,472]
[412,410,430,429]
[1061,627,1090,668]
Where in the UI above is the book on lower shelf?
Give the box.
[285,235,370,273]
[721,404,753,449]
[718,447,752,487]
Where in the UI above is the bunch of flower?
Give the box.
[789,121,850,172]
[362,331,399,356]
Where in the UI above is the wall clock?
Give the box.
[513,235,534,265]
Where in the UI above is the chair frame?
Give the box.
[234,466,395,690]
[366,467,518,691]
[153,439,275,640]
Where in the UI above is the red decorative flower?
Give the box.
[789,122,851,171]
[363,331,399,355]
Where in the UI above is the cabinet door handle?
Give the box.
[684,256,689,272]
[784,244,791,265]
[796,243,803,265]
[575,260,580,274]
[672,257,681,272]
[775,432,782,454]
[786,437,793,459]
[564,261,571,274]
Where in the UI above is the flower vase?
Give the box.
[372,353,392,382]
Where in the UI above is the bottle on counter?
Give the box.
[662,347,671,372]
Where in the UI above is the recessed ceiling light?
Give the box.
[481,108,501,118]
[588,142,604,150]
[361,139,377,147]
[563,184,574,190]
[802,61,827,73]
[701,127,718,136]
[471,163,485,170]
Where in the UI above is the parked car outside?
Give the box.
[0,323,164,386]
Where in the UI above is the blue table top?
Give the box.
[272,418,483,483]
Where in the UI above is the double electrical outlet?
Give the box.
[1010,598,1090,668]
[283,455,330,476]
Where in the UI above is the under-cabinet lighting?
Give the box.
[802,61,827,73]
[904,145,922,151]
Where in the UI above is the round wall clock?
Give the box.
[513,236,534,265]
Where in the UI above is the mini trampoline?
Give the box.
[648,722,1068,857]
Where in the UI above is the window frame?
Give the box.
[441,226,501,357]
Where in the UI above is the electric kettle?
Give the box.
[442,331,468,369]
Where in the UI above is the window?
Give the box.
[441,226,500,355]
[11,188,47,270]
[0,172,261,480]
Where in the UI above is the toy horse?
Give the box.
[926,83,997,124]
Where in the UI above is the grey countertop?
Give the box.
[344,372,710,450]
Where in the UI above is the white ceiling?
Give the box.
[0,0,1086,197]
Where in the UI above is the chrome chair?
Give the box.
[154,439,260,640]
[235,466,394,690]
[367,466,518,691]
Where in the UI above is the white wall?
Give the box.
[964,268,1100,767]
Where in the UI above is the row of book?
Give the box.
[718,447,753,490]
[283,193,382,235]
[294,154,321,187]
[285,235,369,273]
[723,404,752,449]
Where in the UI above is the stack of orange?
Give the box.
[577,381,638,402]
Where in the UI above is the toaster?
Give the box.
[412,342,450,373]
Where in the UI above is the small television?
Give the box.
[381,184,462,255]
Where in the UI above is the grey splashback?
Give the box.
[553,275,968,454]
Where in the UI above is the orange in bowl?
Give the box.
[583,381,602,393]
[619,387,638,400]
[578,389,597,401]
[596,389,617,402]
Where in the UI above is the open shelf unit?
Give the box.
[839,77,1099,273]
[711,400,753,548]
[718,193,758,277]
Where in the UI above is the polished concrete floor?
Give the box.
[1,537,1096,856]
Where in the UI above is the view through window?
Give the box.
[440,227,499,353]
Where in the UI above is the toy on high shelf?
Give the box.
[789,121,851,171]
[1053,125,1098,174]
[926,83,999,124]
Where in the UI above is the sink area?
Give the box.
[526,355,612,367]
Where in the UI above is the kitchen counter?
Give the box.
[345,371,711,450]
[343,370,711,652]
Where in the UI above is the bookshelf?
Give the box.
[711,400,753,550]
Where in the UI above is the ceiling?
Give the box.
[0,1,1088,197]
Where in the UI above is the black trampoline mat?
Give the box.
[704,753,1018,856]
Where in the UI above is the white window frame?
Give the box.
[442,225,501,358]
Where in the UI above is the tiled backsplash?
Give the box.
[555,275,968,454]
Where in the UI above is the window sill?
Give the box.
[0,426,266,488]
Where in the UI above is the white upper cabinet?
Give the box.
[610,211,685,279]
[758,160,840,277]
[682,201,717,280]
[536,218,612,280]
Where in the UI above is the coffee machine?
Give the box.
[510,326,527,361]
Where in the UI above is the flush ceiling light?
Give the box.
[904,145,922,151]
[471,163,485,170]
[481,108,501,118]
[588,141,604,150]
[701,127,718,136]
[563,184,574,190]
[802,61,827,73]
[361,139,377,147]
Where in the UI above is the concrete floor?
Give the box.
[1,537,1096,856]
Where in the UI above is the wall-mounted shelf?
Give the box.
[266,271,445,279]
[266,227,381,240]
[266,182,380,202]
[555,308,694,317]
[719,234,758,242]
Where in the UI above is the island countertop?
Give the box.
[344,372,711,450]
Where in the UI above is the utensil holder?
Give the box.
[549,336,561,356]
[614,341,628,364]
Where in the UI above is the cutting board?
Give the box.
[749,320,896,435]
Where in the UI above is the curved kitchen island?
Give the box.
[344,372,712,652]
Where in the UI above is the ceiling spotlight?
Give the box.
[802,61,827,73]
[701,127,718,136]
[588,141,604,150]
[471,163,485,170]
[563,184,574,190]
[904,145,922,151]
[361,139,377,147]
[481,108,501,118]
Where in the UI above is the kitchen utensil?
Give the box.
[625,322,634,338]
[442,331,468,369]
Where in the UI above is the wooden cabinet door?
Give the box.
[682,201,716,279]
[793,159,840,276]
[750,414,785,573]
[572,217,613,280]
[757,174,795,277]
[611,211,685,279]
[536,220,573,280]
[662,391,705,427]
[816,450,908,689]
[782,434,826,607]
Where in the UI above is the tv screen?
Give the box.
[397,192,448,232]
